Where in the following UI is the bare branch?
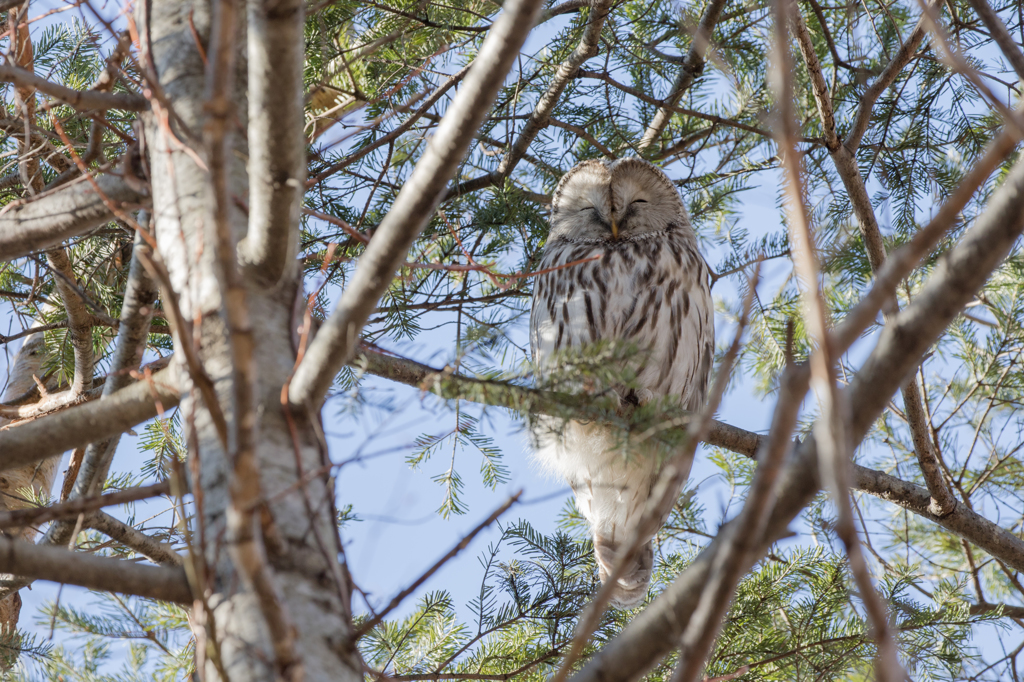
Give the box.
[671,360,802,682]
[445,0,611,199]
[965,0,1024,83]
[289,0,546,409]
[0,534,190,603]
[85,511,182,567]
[0,63,148,112]
[637,0,729,151]
[0,365,181,473]
[772,3,903,676]
[0,482,171,530]
[68,223,159,500]
[548,117,617,158]
[0,117,73,173]
[306,65,470,187]
[852,466,1024,572]
[968,602,1024,619]
[239,0,305,288]
[792,4,958,517]
[0,174,149,262]
[845,1,937,152]
[45,248,95,396]
[493,0,609,180]
[832,115,1020,352]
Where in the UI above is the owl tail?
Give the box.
[593,534,653,609]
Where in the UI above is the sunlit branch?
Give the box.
[637,0,729,151]
[0,63,148,112]
[0,533,190,603]
[0,365,181,473]
[0,174,149,262]
[445,0,612,199]
[289,0,546,409]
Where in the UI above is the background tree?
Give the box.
[0,0,1022,680]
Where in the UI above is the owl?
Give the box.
[529,157,714,609]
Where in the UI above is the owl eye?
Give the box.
[631,199,648,204]
[579,206,597,213]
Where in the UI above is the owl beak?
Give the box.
[610,217,619,239]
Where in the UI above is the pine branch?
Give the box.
[0,174,149,262]
[0,63,148,112]
[0,534,190,603]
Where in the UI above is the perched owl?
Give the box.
[529,157,714,609]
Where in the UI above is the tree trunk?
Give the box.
[142,1,358,679]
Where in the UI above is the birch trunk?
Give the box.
[142,1,358,679]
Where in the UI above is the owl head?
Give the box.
[548,157,693,242]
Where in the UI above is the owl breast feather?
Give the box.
[529,228,714,414]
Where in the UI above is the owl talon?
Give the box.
[616,388,654,418]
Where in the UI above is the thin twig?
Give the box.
[770,1,905,678]
[354,491,521,638]
[0,481,171,530]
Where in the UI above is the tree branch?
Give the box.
[0,482,171,530]
[845,1,937,152]
[671,360,802,682]
[0,174,149,262]
[288,0,545,409]
[238,0,305,288]
[444,0,611,199]
[773,5,902,674]
[68,224,159,501]
[45,248,95,396]
[0,63,148,112]
[576,69,786,141]
[0,534,190,603]
[85,511,182,567]
[306,65,471,188]
[637,0,729,151]
[792,3,958,517]
[968,602,1024,619]
[0,365,181,473]
[206,0,302,676]
[356,345,1024,574]
[964,0,1024,83]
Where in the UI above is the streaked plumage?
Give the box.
[529,157,714,609]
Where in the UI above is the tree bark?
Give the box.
[141,1,358,679]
